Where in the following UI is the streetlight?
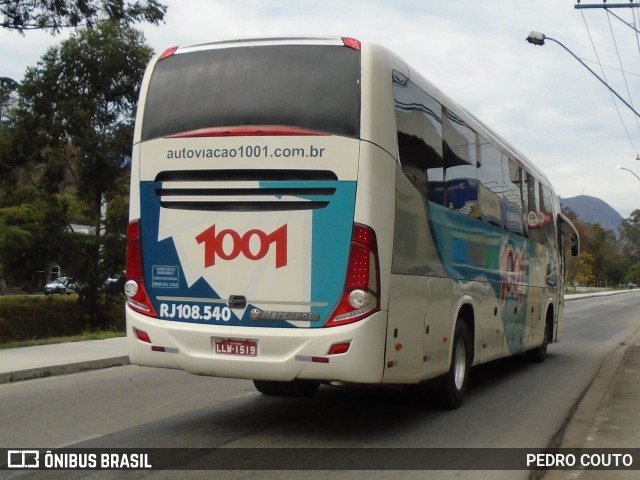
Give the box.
[617,165,640,182]
[526,31,640,119]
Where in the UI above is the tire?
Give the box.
[253,380,282,396]
[278,380,319,398]
[253,379,319,398]
[527,315,552,363]
[438,320,472,409]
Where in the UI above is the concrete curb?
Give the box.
[564,290,635,302]
[0,355,130,384]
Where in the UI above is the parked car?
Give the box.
[43,276,76,295]
[103,273,125,293]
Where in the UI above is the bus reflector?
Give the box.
[133,327,152,344]
[125,220,158,317]
[328,342,351,355]
[325,224,380,327]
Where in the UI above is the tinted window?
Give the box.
[141,45,361,141]
[503,158,524,234]
[443,108,478,216]
[477,141,504,227]
[393,71,444,203]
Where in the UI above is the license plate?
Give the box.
[214,338,258,357]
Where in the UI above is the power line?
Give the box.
[581,9,640,154]
[606,9,640,133]
[580,57,640,76]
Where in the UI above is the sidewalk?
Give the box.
[543,325,640,479]
[0,336,129,383]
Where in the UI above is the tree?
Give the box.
[572,251,597,287]
[0,186,73,290]
[1,0,166,33]
[0,77,18,122]
[628,263,640,285]
[582,223,625,287]
[8,20,152,307]
[621,209,640,264]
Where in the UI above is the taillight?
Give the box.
[342,37,361,51]
[165,126,329,138]
[125,219,157,317]
[158,46,178,61]
[325,223,380,327]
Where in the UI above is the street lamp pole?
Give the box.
[617,165,640,182]
[526,31,640,119]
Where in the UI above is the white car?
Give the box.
[43,277,76,295]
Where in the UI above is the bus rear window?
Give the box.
[141,45,361,141]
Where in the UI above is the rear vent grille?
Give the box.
[155,169,338,211]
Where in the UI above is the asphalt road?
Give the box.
[2,292,639,480]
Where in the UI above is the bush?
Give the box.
[0,295,125,343]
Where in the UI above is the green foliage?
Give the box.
[570,251,597,287]
[0,330,123,349]
[584,223,626,286]
[628,263,640,285]
[0,295,125,343]
[0,77,18,122]
[621,209,640,263]
[3,20,152,308]
[562,207,639,288]
[101,193,129,277]
[0,191,74,290]
[1,0,167,33]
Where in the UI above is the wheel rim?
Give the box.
[453,337,467,390]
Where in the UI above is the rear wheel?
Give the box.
[252,380,281,396]
[438,320,471,409]
[527,313,552,363]
[279,380,319,397]
[253,379,319,398]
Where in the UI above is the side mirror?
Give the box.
[570,233,579,257]
[558,213,580,257]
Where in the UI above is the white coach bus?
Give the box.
[125,36,579,408]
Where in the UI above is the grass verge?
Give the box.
[0,330,124,349]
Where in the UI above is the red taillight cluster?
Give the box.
[158,46,178,61]
[341,37,361,51]
[325,223,380,327]
[125,219,157,317]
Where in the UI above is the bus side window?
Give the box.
[503,157,524,235]
[397,132,432,197]
[442,108,478,216]
[393,71,444,203]
[526,173,542,243]
[477,140,504,228]
[540,183,559,286]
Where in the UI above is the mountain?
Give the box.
[560,195,624,232]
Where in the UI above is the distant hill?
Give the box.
[560,195,624,232]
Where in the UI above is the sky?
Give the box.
[2,0,640,218]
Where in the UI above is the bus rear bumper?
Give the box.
[126,306,387,384]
